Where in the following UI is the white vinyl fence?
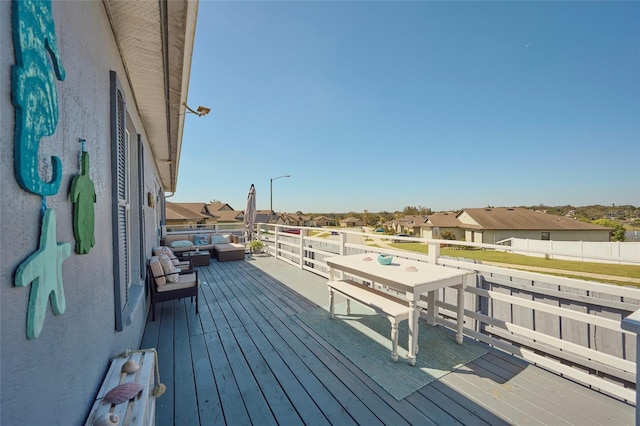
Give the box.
[505,238,639,265]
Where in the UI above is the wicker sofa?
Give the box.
[161,232,246,262]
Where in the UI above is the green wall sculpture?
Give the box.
[70,151,96,254]
[12,0,66,196]
[15,209,71,339]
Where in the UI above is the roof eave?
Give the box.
[103,0,198,192]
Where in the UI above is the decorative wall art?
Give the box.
[15,209,71,339]
[12,0,70,339]
[12,0,66,196]
[70,140,96,254]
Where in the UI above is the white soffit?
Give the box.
[103,0,198,192]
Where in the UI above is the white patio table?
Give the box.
[326,253,472,365]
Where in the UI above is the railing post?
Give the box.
[621,310,640,423]
[274,227,279,259]
[299,229,307,269]
[339,233,346,256]
[427,241,440,264]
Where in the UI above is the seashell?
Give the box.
[405,266,418,272]
[121,360,139,374]
[102,382,143,405]
[93,412,120,426]
[363,256,373,261]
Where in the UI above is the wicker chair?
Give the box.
[147,256,199,321]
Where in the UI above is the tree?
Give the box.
[592,218,626,242]
[403,205,432,216]
[440,231,456,240]
[403,206,419,215]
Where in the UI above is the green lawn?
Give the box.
[386,243,640,284]
[310,230,330,238]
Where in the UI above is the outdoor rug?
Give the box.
[297,303,487,400]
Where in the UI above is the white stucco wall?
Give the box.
[1,2,164,424]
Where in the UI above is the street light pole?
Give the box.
[270,174,291,219]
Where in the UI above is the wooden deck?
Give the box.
[141,255,634,425]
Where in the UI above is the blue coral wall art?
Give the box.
[12,0,66,196]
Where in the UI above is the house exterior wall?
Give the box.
[422,227,465,240]
[421,228,433,239]
[457,211,480,225]
[465,229,483,243]
[1,2,163,424]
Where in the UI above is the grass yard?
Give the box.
[387,242,640,285]
[310,230,330,238]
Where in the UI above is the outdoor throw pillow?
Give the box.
[155,246,181,265]
[170,240,192,248]
[194,234,209,246]
[155,246,175,258]
[211,235,228,244]
[149,256,166,287]
[158,254,180,283]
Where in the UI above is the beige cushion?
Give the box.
[214,243,245,252]
[156,273,199,292]
[149,256,166,286]
[158,254,179,283]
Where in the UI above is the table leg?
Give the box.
[329,287,335,318]
[390,321,399,362]
[427,290,436,326]
[407,293,419,366]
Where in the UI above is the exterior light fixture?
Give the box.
[270,174,291,219]
[183,102,211,117]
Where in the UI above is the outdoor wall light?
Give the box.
[183,102,211,117]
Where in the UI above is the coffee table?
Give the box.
[179,250,210,267]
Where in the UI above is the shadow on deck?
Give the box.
[141,255,634,425]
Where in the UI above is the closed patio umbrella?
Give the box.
[244,184,257,252]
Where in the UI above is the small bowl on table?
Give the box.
[377,254,393,265]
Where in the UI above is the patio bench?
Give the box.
[85,349,158,426]
[327,279,415,362]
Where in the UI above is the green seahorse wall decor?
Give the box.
[70,151,96,254]
[15,209,71,339]
[12,0,66,196]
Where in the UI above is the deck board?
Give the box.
[190,333,224,424]
[471,354,603,426]
[142,255,635,425]
[243,319,336,425]
[173,301,200,426]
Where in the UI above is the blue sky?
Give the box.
[175,1,640,213]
